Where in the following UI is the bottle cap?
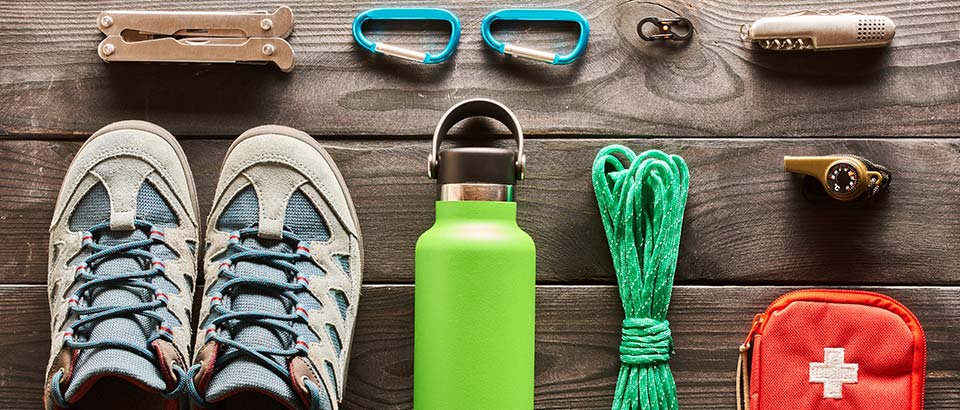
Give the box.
[428,98,525,183]
[437,147,517,185]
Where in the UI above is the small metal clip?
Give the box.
[740,9,895,51]
[96,7,295,72]
[481,9,590,65]
[638,17,693,41]
[352,8,461,64]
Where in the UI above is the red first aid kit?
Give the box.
[737,289,926,410]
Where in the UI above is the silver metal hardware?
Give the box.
[503,44,557,64]
[740,10,895,51]
[374,43,428,63]
[440,184,515,202]
[96,6,296,72]
[638,17,693,41]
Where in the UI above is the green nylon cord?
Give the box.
[592,145,689,410]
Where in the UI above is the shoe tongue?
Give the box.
[206,238,299,405]
[65,230,167,401]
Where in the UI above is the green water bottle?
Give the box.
[414,99,536,409]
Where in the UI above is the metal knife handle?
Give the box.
[98,37,296,72]
[97,6,294,39]
[741,13,895,50]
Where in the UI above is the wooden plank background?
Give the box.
[0,0,958,409]
[4,138,960,285]
[0,0,958,137]
[0,286,957,408]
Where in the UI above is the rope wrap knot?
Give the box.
[620,318,673,366]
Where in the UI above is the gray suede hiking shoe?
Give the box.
[187,126,363,410]
[45,121,200,409]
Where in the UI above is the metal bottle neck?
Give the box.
[439,183,515,201]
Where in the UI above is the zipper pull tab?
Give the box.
[737,345,749,410]
[741,313,763,350]
[737,313,764,410]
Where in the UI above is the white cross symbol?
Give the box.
[809,347,859,399]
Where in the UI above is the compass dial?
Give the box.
[827,162,859,195]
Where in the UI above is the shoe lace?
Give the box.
[51,220,187,406]
[186,227,325,410]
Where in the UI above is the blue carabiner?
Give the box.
[481,9,590,65]
[353,8,461,64]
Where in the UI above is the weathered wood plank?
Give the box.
[0,0,957,138]
[3,138,960,285]
[1,285,957,409]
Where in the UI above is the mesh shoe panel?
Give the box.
[285,190,330,241]
[136,181,179,227]
[216,186,260,232]
[217,185,330,241]
[64,180,182,401]
[68,183,110,231]
[334,255,350,277]
[205,185,332,409]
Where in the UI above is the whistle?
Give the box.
[784,155,889,201]
[741,10,895,51]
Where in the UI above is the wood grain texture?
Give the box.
[0,285,957,409]
[3,138,960,285]
[0,0,957,138]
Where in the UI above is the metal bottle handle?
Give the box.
[428,98,526,180]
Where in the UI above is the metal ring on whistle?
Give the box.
[428,98,525,180]
[352,8,461,64]
[480,9,589,65]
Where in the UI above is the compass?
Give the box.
[826,162,859,196]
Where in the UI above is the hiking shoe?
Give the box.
[45,121,200,409]
[187,126,363,410]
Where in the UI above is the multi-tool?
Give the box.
[96,6,296,72]
[740,10,895,51]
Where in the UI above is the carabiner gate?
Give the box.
[481,9,589,65]
[353,8,461,64]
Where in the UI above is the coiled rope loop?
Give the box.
[592,145,689,410]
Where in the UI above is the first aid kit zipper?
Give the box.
[736,289,927,410]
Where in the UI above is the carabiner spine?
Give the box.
[374,43,427,63]
[503,44,557,64]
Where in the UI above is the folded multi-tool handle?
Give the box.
[98,37,295,72]
[97,7,294,38]
[96,7,296,71]
[740,10,895,51]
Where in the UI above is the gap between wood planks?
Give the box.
[3,138,960,286]
[1,284,957,409]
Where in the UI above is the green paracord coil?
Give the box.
[592,146,689,410]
